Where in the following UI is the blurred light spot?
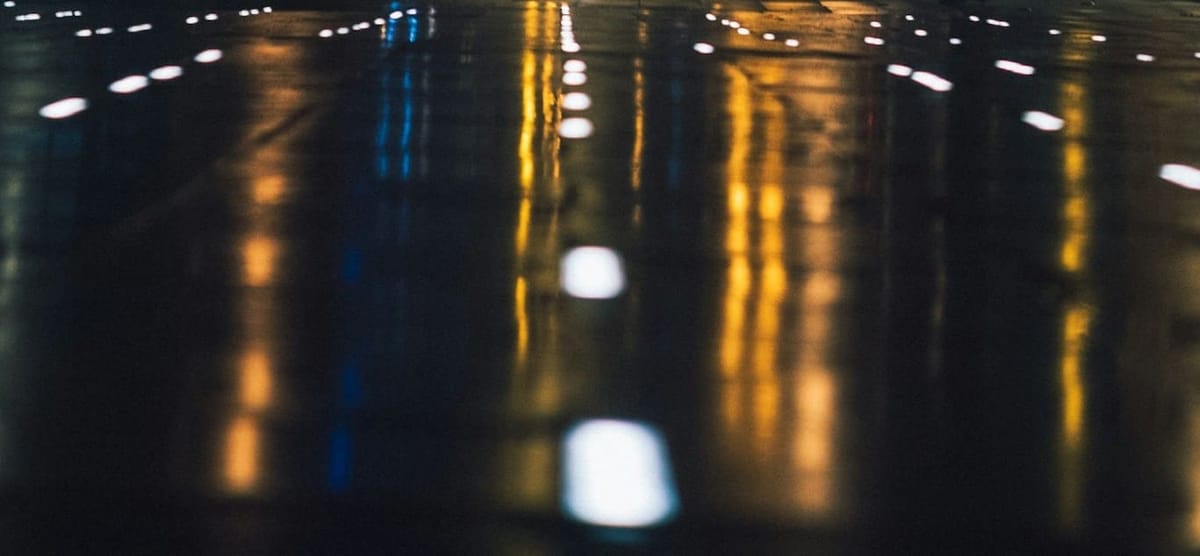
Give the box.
[693,42,715,54]
[264,7,273,13]
[562,42,581,53]
[109,75,150,94]
[1161,164,1200,190]
[563,71,587,86]
[562,420,679,528]
[949,37,962,45]
[250,8,261,15]
[1049,28,1062,35]
[389,10,402,18]
[905,14,915,21]
[562,92,591,111]
[149,65,183,81]
[705,13,717,21]
[886,64,913,77]
[558,117,594,139]
[995,59,1036,75]
[968,15,980,22]
[2,2,13,7]
[374,17,384,25]
[15,12,39,21]
[869,20,882,28]
[406,8,418,14]
[195,49,223,63]
[720,18,729,25]
[95,27,113,34]
[763,32,775,40]
[912,71,953,92]
[38,97,87,119]
[205,13,218,21]
[75,29,92,37]
[986,18,1010,27]
[737,28,750,35]
[319,29,333,37]
[224,417,260,493]
[1136,53,1155,62]
[563,59,586,72]
[186,16,199,24]
[865,36,885,45]
[336,27,349,34]
[728,21,740,29]
[785,39,799,47]
[560,247,624,298]
[127,23,152,32]
[242,235,278,286]
[1022,110,1065,131]
[1091,34,1106,42]
[913,29,927,37]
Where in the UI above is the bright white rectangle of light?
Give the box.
[693,42,715,54]
[562,420,679,528]
[864,36,885,45]
[1161,164,1200,190]
[562,71,587,86]
[1091,34,1106,42]
[186,16,199,24]
[1022,111,1064,131]
[560,246,623,298]
[127,23,152,32]
[995,59,1035,75]
[149,65,184,81]
[557,117,594,139]
[75,29,92,37]
[785,39,798,47]
[912,71,953,92]
[194,49,223,63]
[886,64,913,77]
[563,59,586,72]
[109,75,149,94]
[562,92,591,111]
[39,97,87,119]
[1136,54,1154,62]
[204,13,218,21]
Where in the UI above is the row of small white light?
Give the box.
[699,12,803,52]
[39,49,224,120]
[76,23,154,37]
[54,10,81,18]
[318,8,416,38]
[186,13,221,24]
[237,6,272,17]
[558,3,592,139]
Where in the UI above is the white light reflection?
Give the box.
[869,20,882,28]
[109,75,150,94]
[95,27,113,34]
[562,420,679,528]
[127,23,152,33]
[149,65,184,81]
[563,59,586,72]
[2,2,14,7]
[14,12,39,21]
[558,117,594,139]
[38,97,87,119]
[194,49,223,63]
[995,59,1036,75]
[693,42,715,54]
[560,246,624,298]
[705,13,717,21]
[886,63,913,77]
[864,36,885,45]
[1049,28,1062,35]
[1022,110,1065,131]
[1136,54,1155,62]
[562,92,591,111]
[785,39,799,47]
[912,71,953,92]
[319,29,333,37]
[336,27,349,34]
[763,32,775,40]
[905,14,915,21]
[737,28,750,36]
[968,15,980,22]
[75,29,92,37]
[204,13,218,21]
[986,18,1010,27]
[913,29,927,37]
[1091,34,1106,42]
[1161,164,1200,190]
[562,72,587,86]
[949,37,962,45]
[186,16,199,24]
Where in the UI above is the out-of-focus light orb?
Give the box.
[263,7,273,13]
[204,13,218,21]
[762,32,775,40]
[186,16,199,24]
[693,42,715,54]
[562,419,680,528]
[736,27,750,35]
[563,59,587,72]
[1022,110,1065,131]
[912,71,953,92]
[1048,28,1062,35]
[109,75,150,94]
[705,13,717,21]
[406,8,418,15]
[557,118,594,139]
[560,246,624,298]
[127,23,152,32]
[562,92,592,111]
[194,49,223,63]
[239,9,250,16]
[374,17,384,25]
[886,64,913,77]
[562,71,587,86]
[562,42,581,53]
[1161,164,1200,190]
[319,29,333,37]
[785,38,799,47]
[728,20,740,29]
[1091,34,1106,42]
[336,27,349,34]
[389,10,403,18]
[949,37,962,45]
[2,2,14,8]
[986,18,1010,27]
[869,20,882,28]
[39,97,87,119]
[75,29,92,37]
[95,27,113,34]
[995,59,1036,75]
[913,29,927,37]
[149,65,184,81]
[968,15,980,22]
[865,36,885,45]
[1136,53,1155,62]
[905,14,915,21]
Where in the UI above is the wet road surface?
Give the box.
[3,0,1200,552]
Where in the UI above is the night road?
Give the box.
[3,0,1200,552]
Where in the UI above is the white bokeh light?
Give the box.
[1161,164,1200,190]
[39,97,88,119]
[1022,111,1064,131]
[562,419,679,528]
[560,246,624,298]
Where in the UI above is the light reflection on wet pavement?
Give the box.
[2,0,1200,551]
